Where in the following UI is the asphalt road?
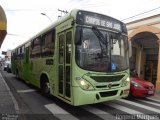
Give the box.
[1,71,160,120]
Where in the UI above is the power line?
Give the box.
[5,9,57,13]
[7,33,28,38]
[78,2,106,8]
[122,6,160,21]
[5,9,39,11]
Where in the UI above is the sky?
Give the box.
[0,0,160,57]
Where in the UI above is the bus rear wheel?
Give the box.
[41,76,50,95]
[16,69,19,79]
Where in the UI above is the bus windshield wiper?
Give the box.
[92,26,106,44]
[92,26,108,56]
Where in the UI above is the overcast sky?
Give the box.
[0,0,160,56]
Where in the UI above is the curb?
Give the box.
[0,72,19,114]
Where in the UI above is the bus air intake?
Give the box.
[99,90,118,97]
[90,75,125,82]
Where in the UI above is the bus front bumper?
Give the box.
[73,86,129,106]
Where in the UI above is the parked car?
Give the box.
[7,62,12,73]
[3,61,10,71]
[3,61,11,72]
[129,71,155,98]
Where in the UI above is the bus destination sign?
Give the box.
[84,15,122,31]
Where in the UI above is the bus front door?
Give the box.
[58,30,72,101]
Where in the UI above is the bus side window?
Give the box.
[20,47,22,58]
[59,35,64,64]
[66,31,72,64]
[30,40,34,58]
[21,45,25,59]
[15,49,18,59]
[42,30,55,57]
[11,52,15,61]
[22,46,25,54]
[18,47,21,59]
[30,37,41,58]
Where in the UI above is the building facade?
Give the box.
[126,14,160,90]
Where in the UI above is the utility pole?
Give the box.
[58,9,68,19]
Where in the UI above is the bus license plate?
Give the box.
[148,91,154,94]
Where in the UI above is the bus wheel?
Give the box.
[41,77,50,95]
[16,69,19,78]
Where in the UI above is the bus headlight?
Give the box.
[76,77,94,91]
[80,80,86,86]
[122,77,130,86]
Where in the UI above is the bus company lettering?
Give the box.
[85,16,100,25]
[85,15,121,31]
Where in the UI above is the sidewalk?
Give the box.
[0,71,19,114]
[151,90,160,99]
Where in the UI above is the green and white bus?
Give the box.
[11,9,131,106]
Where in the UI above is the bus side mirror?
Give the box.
[129,40,132,58]
[75,27,82,45]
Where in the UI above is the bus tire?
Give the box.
[40,75,50,95]
[16,69,19,79]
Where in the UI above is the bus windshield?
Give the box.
[75,27,129,72]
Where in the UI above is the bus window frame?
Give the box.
[41,29,55,57]
[30,36,41,58]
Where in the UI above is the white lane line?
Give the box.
[106,102,143,114]
[105,102,158,120]
[81,106,117,120]
[147,97,160,103]
[117,99,160,114]
[17,89,36,93]
[45,103,79,120]
[136,99,160,107]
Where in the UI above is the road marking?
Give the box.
[147,97,160,103]
[105,102,158,120]
[136,99,160,107]
[17,89,36,93]
[45,103,79,120]
[81,106,116,120]
[118,99,160,114]
[106,102,143,114]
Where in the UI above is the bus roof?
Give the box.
[12,9,126,51]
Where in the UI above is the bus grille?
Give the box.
[96,84,120,89]
[90,75,125,82]
[99,90,118,97]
